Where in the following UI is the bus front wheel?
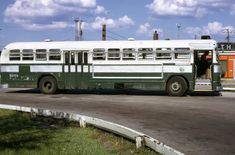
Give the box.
[39,76,58,94]
[166,76,188,96]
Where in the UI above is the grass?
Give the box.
[0,109,160,155]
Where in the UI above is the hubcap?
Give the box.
[44,82,52,90]
[171,82,181,92]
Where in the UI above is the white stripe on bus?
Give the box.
[0,66,19,72]
[1,65,193,74]
[92,65,192,73]
[30,65,62,73]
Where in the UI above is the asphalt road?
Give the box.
[0,88,234,155]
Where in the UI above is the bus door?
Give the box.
[194,50,212,91]
[77,50,89,89]
[64,50,79,89]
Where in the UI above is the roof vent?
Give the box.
[201,35,211,40]
[128,38,135,41]
[44,39,53,42]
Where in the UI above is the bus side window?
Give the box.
[138,48,153,60]
[174,53,190,59]
[22,49,34,61]
[174,48,191,59]
[93,48,106,60]
[9,49,21,61]
[49,49,61,61]
[108,48,120,60]
[156,48,172,60]
[36,49,47,61]
[123,48,136,60]
[156,53,172,60]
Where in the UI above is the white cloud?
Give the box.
[185,26,202,35]
[146,0,197,17]
[137,23,151,34]
[23,21,70,31]
[137,23,163,36]
[4,0,107,31]
[5,0,97,18]
[90,16,134,30]
[5,1,55,18]
[231,4,235,15]
[146,0,230,18]
[95,5,108,14]
[118,16,135,27]
[185,22,235,36]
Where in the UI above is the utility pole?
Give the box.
[102,24,106,41]
[176,23,181,39]
[223,29,234,43]
[79,20,83,41]
[153,30,159,40]
[74,18,83,41]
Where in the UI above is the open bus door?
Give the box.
[194,50,213,91]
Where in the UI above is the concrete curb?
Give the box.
[222,87,235,91]
[0,104,184,155]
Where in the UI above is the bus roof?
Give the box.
[3,40,217,51]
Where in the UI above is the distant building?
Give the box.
[217,42,235,79]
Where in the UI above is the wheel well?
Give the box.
[166,75,189,90]
[37,74,57,88]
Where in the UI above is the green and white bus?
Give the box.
[0,40,221,96]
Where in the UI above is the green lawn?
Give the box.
[0,109,160,155]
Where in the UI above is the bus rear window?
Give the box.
[9,50,21,61]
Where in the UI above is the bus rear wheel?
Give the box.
[39,76,58,94]
[166,76,188,96]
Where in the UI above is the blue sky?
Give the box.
[1,0,235,49]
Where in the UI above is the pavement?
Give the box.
[0,89,235,155]
[0,78,235,90]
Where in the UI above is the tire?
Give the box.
[39,76,58,94]
[166,76,188,96]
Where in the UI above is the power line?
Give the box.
[106,35,119,40]
[106,30,127,40]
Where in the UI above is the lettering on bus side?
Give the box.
[9,74,19,80]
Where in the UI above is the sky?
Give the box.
[1,0,235,49]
